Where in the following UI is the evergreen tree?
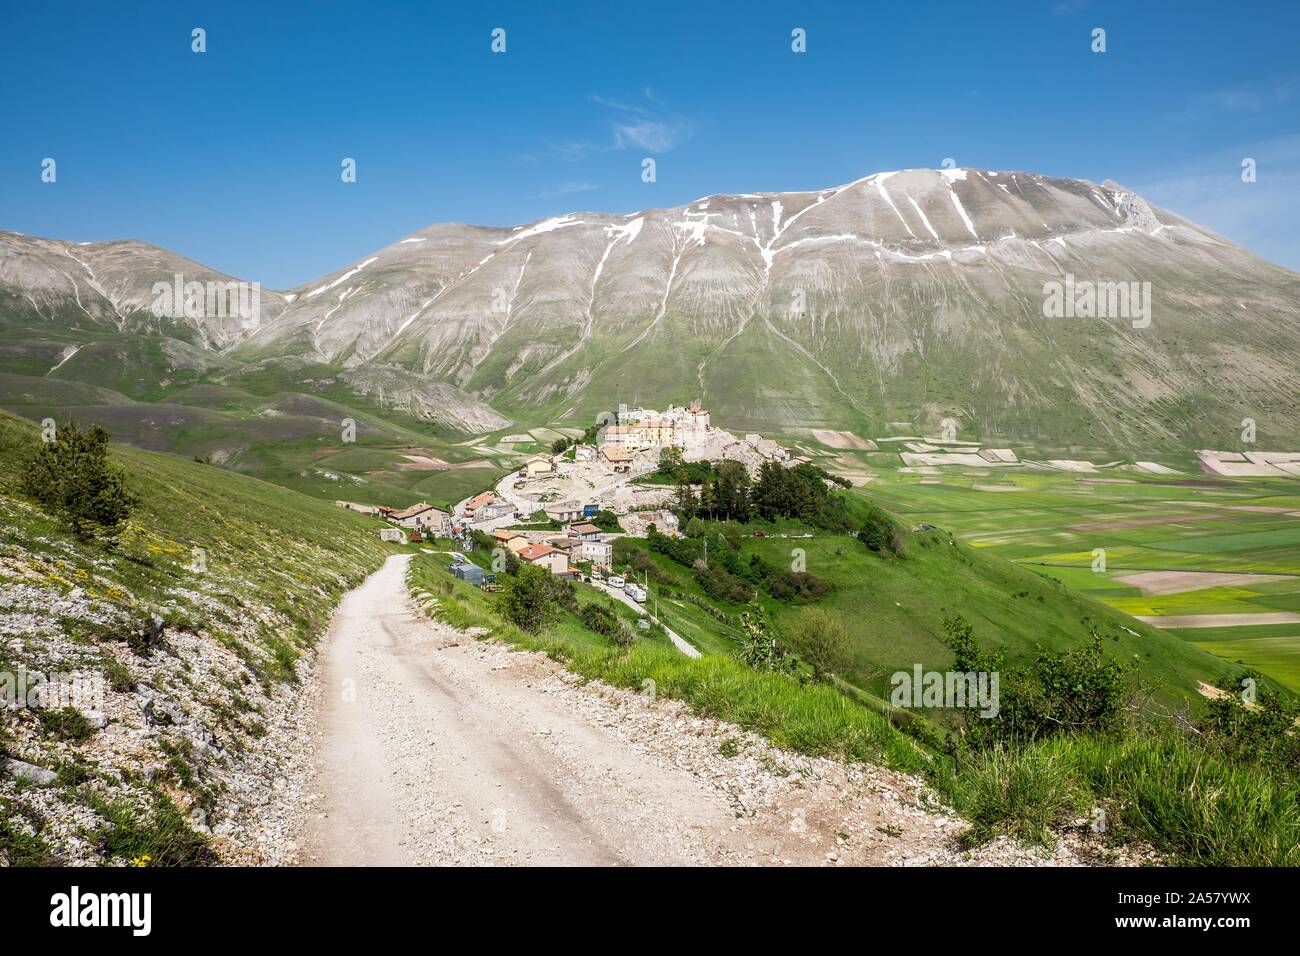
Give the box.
[22,421,137,542]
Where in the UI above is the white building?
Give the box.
[581,540,613,569]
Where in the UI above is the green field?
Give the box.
[851,466,1300,692]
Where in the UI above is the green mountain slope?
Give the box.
[612,514,1242,716]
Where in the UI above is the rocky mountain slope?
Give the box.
[0,411,391,865]
[4,168,1299,453]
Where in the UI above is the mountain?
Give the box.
[4,168,1300,455]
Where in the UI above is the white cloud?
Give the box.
[544,92,698,161]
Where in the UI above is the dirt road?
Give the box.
[296,555,1123,867]
[591,579,701,658]
[298,555,782,865]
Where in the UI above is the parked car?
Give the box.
[752,530,765,538]
[608,575,625,589]
[591,570,604,582]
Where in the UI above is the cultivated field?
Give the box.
[854,469,1300,692]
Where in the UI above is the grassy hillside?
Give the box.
[0,363,514,511]
[0,410,394,865]
[613,518,1240,717]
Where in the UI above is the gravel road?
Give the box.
[295,555,1137,867]
[297,555,778,864]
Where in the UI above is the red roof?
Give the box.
[390,502,439,520]
[518,544,562,562]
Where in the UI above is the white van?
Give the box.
[608,575,625,589]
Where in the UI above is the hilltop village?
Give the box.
[336,401,816,579]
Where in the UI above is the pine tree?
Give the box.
[22,421,137,542]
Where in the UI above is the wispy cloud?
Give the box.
[1166,75,1298,122]
[543,92,699,161]
[539,181,601,198]
[1127,134,1300,270]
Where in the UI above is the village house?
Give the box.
[600,424,641,451]
[490,529,532,554]
[462,491,496,520]
[567,522,604,542]
[580,539,613,569]
[600,445,633,473]
[476,500,516,522]
[517,543,569,575]
[671,399,711,439]
[543,500,585,523]
[336,500,381,515]
[524,455,554,479]
[389,502,450,534]
[603,400,713,455]
[545,536,579,556]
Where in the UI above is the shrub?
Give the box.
[579,601,619,638]
[38,706,96,742]
[1198,671,1300,772]
[941,616,1133,745]
[857,508,904,557]
[21,421,137,542]
[611,618,637,650]
[785,607,849,682]
[693,560,752,603]
[736,610,797,674]
[764,569,830,603]
[500,564,574,633]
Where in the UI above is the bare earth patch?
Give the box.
[1070,514,1228,531]
[1115,570,1295,596]
[1138,612,1300,629]
[812,429,876,450]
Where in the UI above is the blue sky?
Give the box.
[2,0,1297,288]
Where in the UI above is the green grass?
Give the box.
[408,551,928,771]
[614,522,1238,715]
[0,410,395,657]
[858,469,1300,695]
[88,793,217,866]
[0,361,513,511]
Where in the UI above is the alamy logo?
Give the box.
[1042,273,1151,329]
[150,273,261,324]
[890,666,999,717]
[50,886,151,936]
[2,669,104,713]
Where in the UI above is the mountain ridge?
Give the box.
[3,166,1300,454]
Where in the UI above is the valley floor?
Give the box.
[291,555,1134,867]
